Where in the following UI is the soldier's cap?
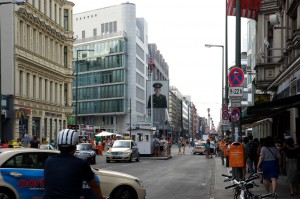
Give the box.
[153,82,163,88]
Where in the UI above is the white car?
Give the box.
[106,140,140,163]
[0,148,146,199]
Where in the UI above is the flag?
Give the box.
[149,55,154,73]
[226,0,262,20]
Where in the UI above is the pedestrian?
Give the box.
[282,137,299,196]
[257,136,281,197]
[153,136,160,157]
[182,139,186,154]
[1,140,9,148]
[205,139,210,158]
[209,138,215,158]
[219,139,227,165]
[29,135,40,148]
[44,129,105,199]
[257,138,265,184]
[177,139,182,155]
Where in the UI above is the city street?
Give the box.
[93,145,214,199]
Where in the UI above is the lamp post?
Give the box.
[128,98,132,137]
[75,49,94,132]
[205,44,225,135]
[0,0,26,140]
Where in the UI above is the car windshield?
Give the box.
[112,141,130,148]
[195,143,205,146]
[77,144,92,150]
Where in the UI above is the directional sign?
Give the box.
[231,107,241,122]
[229,67,244,87]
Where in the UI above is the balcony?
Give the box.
[254,62,281,90]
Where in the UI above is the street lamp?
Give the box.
[205,44,225,135]
[75,49,94,132]
[128,98,132,137]
[0,0,27,140]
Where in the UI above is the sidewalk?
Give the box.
[211,156,297,199]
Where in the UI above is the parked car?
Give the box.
[0,148,146,199]
[75,143,96,164]
[106,140,139,163]
[39,144,56,150]
[193,141,206,155]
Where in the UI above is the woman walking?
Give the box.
[257,136,281,197]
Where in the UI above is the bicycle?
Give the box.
[222,173,275,199]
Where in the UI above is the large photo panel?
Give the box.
[146,80,169,109]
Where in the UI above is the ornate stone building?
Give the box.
[0,0,74,142]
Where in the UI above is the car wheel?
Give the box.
[110,186,137,199]
[0,188,16,199]
[128,155,132,162]
[136,154,139,162]
[106,160,110,163]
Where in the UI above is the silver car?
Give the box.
[106,140,140,163]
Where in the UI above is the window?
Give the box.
[19,71,23,96]
[33,75,36,98]
[137,133,143,142]
[64,9,68,31]
[44,0,47,14]
[39,77,42,99]
[27,73,30,98]
[59,8,61,26]
[93,28,97,37]
[50,0,52,19]
[64,46,68,67]
[82,30,85,39]
[54,4,57,23]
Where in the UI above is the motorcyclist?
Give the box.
[44,129,105,199]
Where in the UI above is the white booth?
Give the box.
[130,123,156,156]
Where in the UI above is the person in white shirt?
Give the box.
[210,138,216,158]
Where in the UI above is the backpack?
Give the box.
[248,141,258,160]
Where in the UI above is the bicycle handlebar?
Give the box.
[222,174,232,178]
[225,183,238,189]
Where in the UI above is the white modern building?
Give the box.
[72,3,149,134]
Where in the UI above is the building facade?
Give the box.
[72,3,150,134]
[0,0,74,142]
[244,0,300,144]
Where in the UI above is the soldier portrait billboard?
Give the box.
[147,81,169,109]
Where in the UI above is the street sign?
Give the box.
[231,107,241,122]
[222,110,229,120]
[229,67,244,87]
[229,87,243,97]
[230,98,242,107]
[223,103,228,111]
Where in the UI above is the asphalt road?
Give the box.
[93,145,215,199]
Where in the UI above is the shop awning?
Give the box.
[242,94,300,125]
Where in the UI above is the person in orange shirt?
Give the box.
[219,139,227,166]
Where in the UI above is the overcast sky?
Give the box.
[70,0,248,128]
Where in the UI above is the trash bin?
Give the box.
[229,142,245,167]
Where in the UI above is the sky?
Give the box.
[70,0,248,128]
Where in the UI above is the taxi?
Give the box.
[0,148,146,199]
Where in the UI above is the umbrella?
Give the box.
[95,131,113,137]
